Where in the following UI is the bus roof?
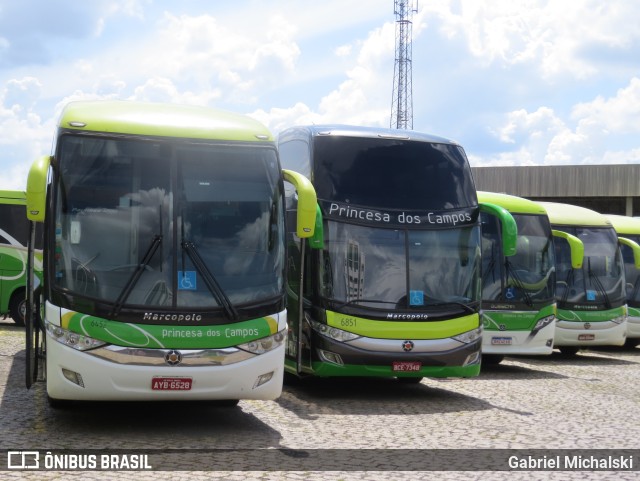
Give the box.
[604,214,640,235]
[477,191,547,215]
[278,124,460,146]
[58,101,273,142]
[537,201,612,228]
[0,190,26,205]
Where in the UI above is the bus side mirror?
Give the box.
[26,155,51,223]
[618,236,640,269]
[479,202,518,257]
[552,230,584,269]
[282,169,316,239]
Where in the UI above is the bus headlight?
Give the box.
[452,327,482,344]
[533,315,556,332]
[308,319,360,342]
[238,330,286,354]
[611,315,626,325]
[46,321,107,351]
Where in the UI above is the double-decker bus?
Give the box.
[24,100,317,405]
[604,214,640,347]
[478,192,583,364]
[278,125,516,381]
[0,191,42,325]
[539,202,637,355]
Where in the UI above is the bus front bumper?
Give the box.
[482,323,555,356]
[305,331,481,378]
[554,319,627,347]
[627,315,640,340]
[44,331,285,401]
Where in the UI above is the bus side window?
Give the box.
[279,140,310,178]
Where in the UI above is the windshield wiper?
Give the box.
[182,240,238,321]
[335,298,399,309]
[586,258,611,309]
[482,245,498,285]
[428,300,478,315]
[504,259,534,307]
[111,234,162,318]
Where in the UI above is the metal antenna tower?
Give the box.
[390,0,417,130]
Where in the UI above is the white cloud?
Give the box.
[131,77,221,105]
[1,0,640,188]
[249,102,321,135]
[481,76,640,166]
[423,0,640,80]
[2,77,42,112]
[572,77,640,134]
[0,77,53,189]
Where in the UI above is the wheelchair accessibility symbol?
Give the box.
[178,271,197,290]
[410,290,424,306]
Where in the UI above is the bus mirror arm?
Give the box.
[618,236,640,269]
[282,169,317,239]
[552,230,584,269]
[26,155,51,223]
[479,202,518,257]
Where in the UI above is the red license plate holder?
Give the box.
[392,361,422,372]
[151,377,193,391]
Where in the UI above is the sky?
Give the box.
[1,0,639,190]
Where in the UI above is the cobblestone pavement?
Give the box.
[1,319,639,480]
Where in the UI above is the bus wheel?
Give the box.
[624,338,639,348]
[558,346,580,356]
[9,293,26,326]
[397,377,423,384]
[482,355,504,365]
[47,395,71,409]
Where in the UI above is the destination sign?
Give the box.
[320,200,478,228]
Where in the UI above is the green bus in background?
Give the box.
[478,192,583,364]
[604,214,640,347]
[539,202,640,355]
[278,125,517,382]
[24,100,317,405]
[0,190,42,325]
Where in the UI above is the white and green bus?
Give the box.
[24,100,317,405]
[604,214,640,347]
[278,125,517,381]
[478,192,584,364]
[539,202,638,355]
[0,191,42,325]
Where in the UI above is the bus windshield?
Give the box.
[554,226,625,307]
[53,134,284,312]
[319,221,481,312]
[312,135,476,210]
[482,213,555,305]
[619,234,640,305]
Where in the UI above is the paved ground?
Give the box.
[1,318,639,480]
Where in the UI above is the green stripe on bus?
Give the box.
[325,310,479,339]
[556,305,626,322]
[61,311,279,349]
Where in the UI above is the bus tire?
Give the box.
[624,338,639,348]
[558,346,580,356]
[214,399,240,407]
[47,395,71,409]
[482,354,504,365]
[397,377,423,384]
[9,291,26,326]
